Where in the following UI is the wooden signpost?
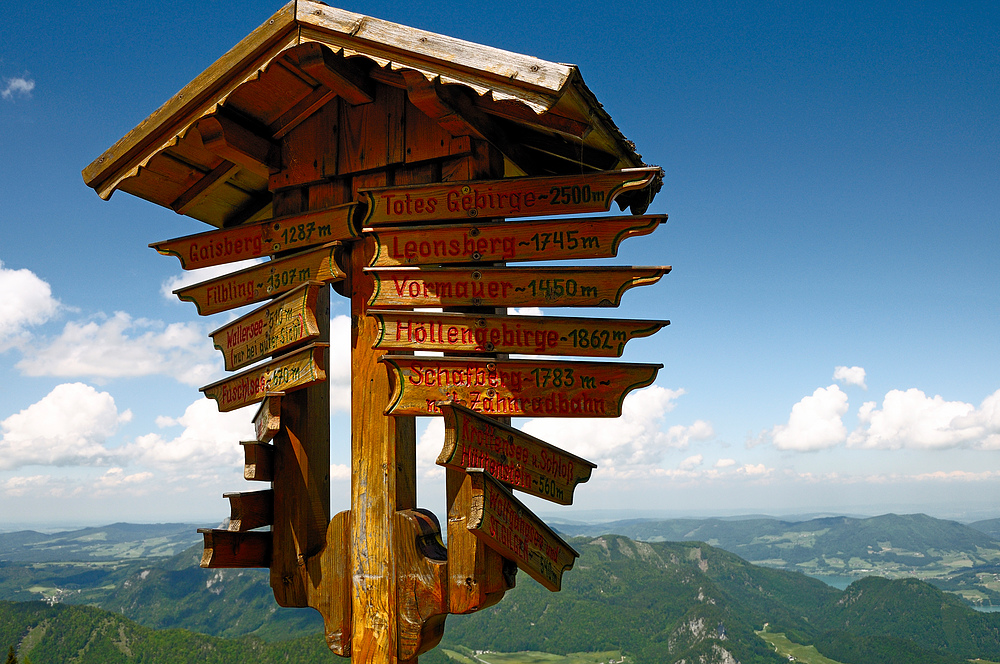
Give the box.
[366,265,670,309]
[151,203,359,270]
[362,168,661,225]
[381,355,661,417]
[201,343,328,412]
[175,243,345,315]
[366,214,665,266]
[438,402,595,505]
[210,283,323,371]
[91,8,674,661]
[371,310,667,357]
[465,469,579,592]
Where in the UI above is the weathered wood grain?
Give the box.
[175,242,345,316]
[209,282,322,371]
[466,469,578,591]
[151,203,359,270]
[225,489,275,531]
[197,529,271,568]
[366,214,665,266]
[370,310,668,357]
[361,168,660,225]
[252,393,283,442]
[382,355,661,418]
[366,265,670,309]
[438,403,595,505]
[201,343,327,413]
[241,441,274,481]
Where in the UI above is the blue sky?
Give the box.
[1,0,997,529]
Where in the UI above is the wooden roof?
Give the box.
[83,1,656,228]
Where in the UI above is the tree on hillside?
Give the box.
[5,645,16,664]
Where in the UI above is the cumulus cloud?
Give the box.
[1,77,34,100]
[94,468,155,494]
[715,458,736,468]
[329,314,351,412]
[679,454,703,470]
[848,388,1000,450]
[416,418,446,480]
[519,385,708,475]
[0,261,61,351]
[769,385,849,451]
[0,383,131,470]
[121,398,254,473]
[833,366,867,389]
[17,312,220,385]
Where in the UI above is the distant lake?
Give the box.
[806,574,855,590]
[973,606,1000,613]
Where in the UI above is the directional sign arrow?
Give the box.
[361,167,661,225]
[466,469,578,592]
[151,203,359,270]
[175,243,344,316]
[366,266,669,309]
[370,310,668,357]
[366,214,665,266]
[381,355,661,417]
[438,402,596,505]
[201,343,327,412]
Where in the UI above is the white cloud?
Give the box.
[330,464,350,481]
[1,77,34,100]
[715,458,736,468]
[416,418,446,480]
[679,454,703,470]
[121,398,254,472]
[17,312,220,385]
[330,314,351,412]
[770,385,849,451]
[833,365,867,389]
[0,260,60,351]
[520,385,697,472]
[848,387,999,450]
[161,259,265,301]
[0,383,130,470]
[94,468,155,494]
[3,474,56,497]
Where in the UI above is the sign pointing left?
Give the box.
[175,243,345,316]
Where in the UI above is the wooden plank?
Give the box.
[175,243,345,316]
[151,203,358,270]
[209,282,323,371]
[466,469,578,592]
[361,167,660,225]
[438,403,595,505]
[170,161,242,215]
[366,214,665,266]
[306,510,352,656]
[395,509,448,660]
[381,356,660,417]
[252,393,283,442]
[292,42,374,106]
[201,343,328,413]
[366,265,669,309]
[241,441,274,481]
[225,489,275,531]
[371,310,668,357]
[197,115,278,179]
[197,529,271,568]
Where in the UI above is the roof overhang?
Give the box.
[83,1,656,227]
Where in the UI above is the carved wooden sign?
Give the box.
[151,203,359,270]
[466,469,578,592]
[438,403,595,505]
[381,355,661,417]
[361,168,661,225]
[175,243,345,315]
[371,310,668,357]
[210,282,322,371]
[366,215,665,266]
[201,343,327,412]
[366,266,669,309]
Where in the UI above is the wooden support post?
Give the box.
[268,194,332,609]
